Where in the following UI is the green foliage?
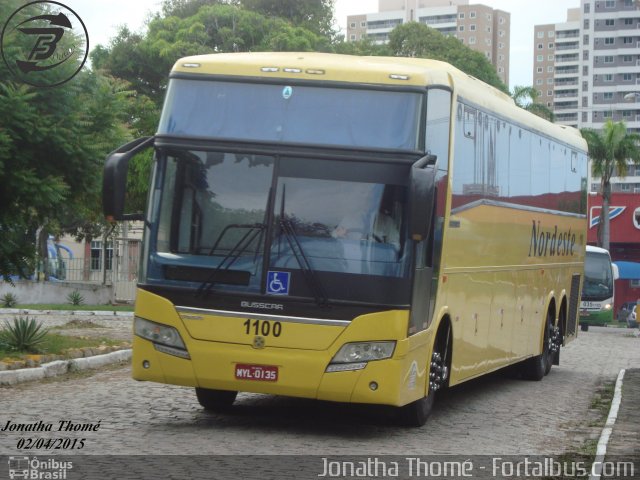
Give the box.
[511,85,555,122]
[0,0,135,279]
[66,290,85,306]
[581,120,640,248]
[1,293,18,308]
[387,22,508,93]
[0,316,50,353]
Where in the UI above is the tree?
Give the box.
[387,22,508,93]
[238,0,335,38]
[511,85,555,121]
[581,120,640,250]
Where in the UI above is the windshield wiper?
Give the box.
[196,223,265,297]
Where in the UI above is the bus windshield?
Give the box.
[582,250,614,301]
[158,79,423,151]
[151,150,412,306]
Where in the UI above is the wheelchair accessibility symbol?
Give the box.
[267,271,290,295]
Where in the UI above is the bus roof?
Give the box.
[171,52,587,152]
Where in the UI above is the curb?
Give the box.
[0,349,132,386]
[588,368,625,480]
[0,309,133,316]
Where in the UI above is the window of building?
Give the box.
[548,31,555,38]
[499,30,505,37]
[538,43,543,49]
[603,110,613,118]
[547,90,553,96]
[470,24,476,31]
[548,43,554,49]
[499,54,504,61]
[485,38,492,46]
[604,55,614,63]
[537,67,543,73]
[498,67,504,73]
[536,78,543,85]
[584,2,591,13]
[548,54,554,61]
[459,12,465,19]
[625,18,633,25]
[584,19,590,29]
[604,0,615,7]
[361,21,366,27]
[605,19,615,26]
[548,66,554,72]
[498,42,504,49]
[547,78,554,84]
[604,73,614,82]
[499,16,505,24]
[470,11,476,18]
[624,73,633,81]
[537,31,544,38]
[604,92,614,99]
[624,37,633,44]
[486,26,492,33]
[469,36,476,44]
[623,55,633,62]
[350,34,356,40]
[605,37,615,45]
[537,54,544,62]
[459,25,464,31]
[486,13,492,20]
[90,241,113,271]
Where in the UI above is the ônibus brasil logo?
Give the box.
[1,1,89,87]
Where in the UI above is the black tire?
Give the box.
[195,388,237,412]
[524,311,553,381]
[399,393,435,427]
[399,323,451,427]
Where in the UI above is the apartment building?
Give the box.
[533,9,582,127]
[347,0,510,85]
[533,0,640,193]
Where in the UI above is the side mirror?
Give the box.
[102,136,154,222]
[612,263,620,281]
[409,154,437,242]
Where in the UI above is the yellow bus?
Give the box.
[103,52,588,426]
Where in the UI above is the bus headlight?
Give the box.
[134,317,189,358]
[603,303,612,311]
[326,341,396,372]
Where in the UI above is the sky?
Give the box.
[48,0,581,90]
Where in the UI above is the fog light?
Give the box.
[142,360,150,369]
[369,382,378,391]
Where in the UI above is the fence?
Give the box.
[42,238,140,304]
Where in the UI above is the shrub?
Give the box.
[0,316,50,353]
[66,290,85,306]
[1,292,18,308]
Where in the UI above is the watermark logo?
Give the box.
[1,1,89,87]
[8,456,73,479]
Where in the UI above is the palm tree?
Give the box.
[580,120,640,250]
[511,85,555,122]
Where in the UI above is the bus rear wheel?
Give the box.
[523,311,554,381]
[195,388,238,412]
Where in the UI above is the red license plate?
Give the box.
[235,364,278,382]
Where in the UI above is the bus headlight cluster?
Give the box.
[134,317,190,359]
[326,341,395,372]
[603,303,612,311]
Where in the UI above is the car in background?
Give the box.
[618,301,636,322]
[627,305,638,328]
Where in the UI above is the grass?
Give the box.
[11,304,133,312]
[0,332,123,361]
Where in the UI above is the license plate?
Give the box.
[235,364,278,382]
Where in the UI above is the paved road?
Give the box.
[0,326,639,457]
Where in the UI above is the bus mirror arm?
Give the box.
[409,155,437,242]
[103,136,155,222]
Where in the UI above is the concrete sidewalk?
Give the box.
[590,368,640,480]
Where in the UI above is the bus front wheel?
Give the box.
[195,388,238,412]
